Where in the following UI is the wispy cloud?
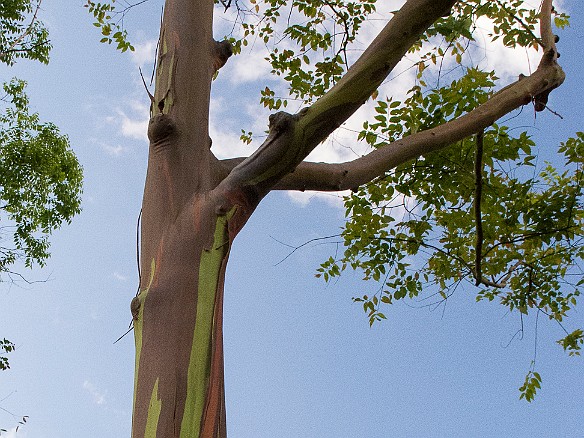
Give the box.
[227,49,273,85]
[83,380,107,405]
[209,96,259,159]
[101,99,149,144]
[113,272,128,281]
[130,39,157,69]
[470,16,540,81]
[2,428,27,438]
[287,190,349,208]
[87,137,130,157]
[116,100,150,142]
[103,143,128,157]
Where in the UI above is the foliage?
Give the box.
[204,0,581,398]
[311,1,581,397]
[519,367,541,402]
[0,339,15,370]
[226,0,377,111]
[85,0,135,52]
[0,0,83,374]
[0,78,83,270]
[557,328,584,356]
[0,0,50,65]
[213,1,582,380]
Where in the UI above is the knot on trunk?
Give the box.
[533,51,563,112]
[131,295,141,321]
[268,111,297,136]
[534,87,556,112]
[213,40,233,72]
[148,114,177,148]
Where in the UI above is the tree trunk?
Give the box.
[130,0,252,435]
[132,192,256,437]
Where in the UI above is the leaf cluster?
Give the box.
[0,0,50,66]
[519,369,541,402]
[85,0,135,52]
[0,0,83,390]
[309,1,581,397]
[0,79,83,270]
[0,338,15,371]
[222,0,375,117]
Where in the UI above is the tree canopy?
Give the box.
[0,0,50,66]
[86,0,581,417]
[0,0,83,370]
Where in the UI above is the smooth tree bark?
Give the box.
[131,0,564,436]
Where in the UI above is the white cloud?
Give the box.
[2,428,27,438]
[209,96,260,159]
[471,16,540,81]
[227,49,273,85]
[83,380,107,405]
[287,190,349,208]
[93,97,150,150]
[116,100,150,142]
[87,137,130,157]
[102,143,128,157]
[113,272,128,281]
[130,40,157,69]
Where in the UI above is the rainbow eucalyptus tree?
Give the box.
[88,0,582,436]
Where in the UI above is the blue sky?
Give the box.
[0,1,583,437]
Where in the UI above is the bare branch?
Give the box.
[534,0,559,111]
[539,0,557,55]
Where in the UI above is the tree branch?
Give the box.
[219,0,564,194]
[217,0,457,195]
[212,39,233,74]
[222,56,563,192]
[539,0,557,55]
[533,0,559,111]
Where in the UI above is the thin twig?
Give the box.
[113,326,134,344]
[271,234,341,265]
[474,129,484,286]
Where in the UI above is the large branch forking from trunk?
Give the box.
[278,59,563,191]
[216,0,457,196]
[218,0,564,194]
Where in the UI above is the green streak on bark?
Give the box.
[180,208,235,437]
[161,51,175,114]
[133,259,157,417]
[145,378,162,437]
[155,33,174,115]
